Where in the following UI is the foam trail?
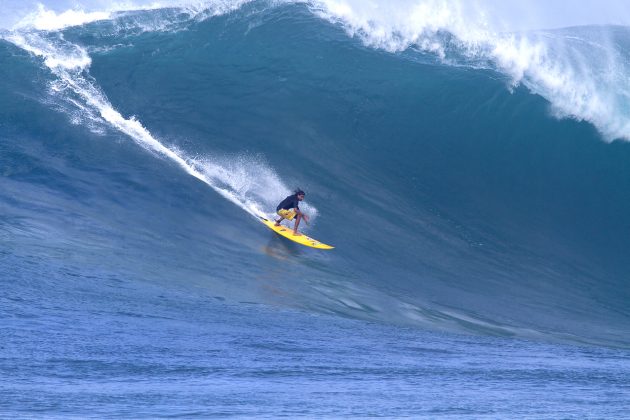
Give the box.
[3,30,286,221]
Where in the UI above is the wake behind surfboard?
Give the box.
[259,217,334,250]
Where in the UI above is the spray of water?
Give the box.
[2,23,316,222]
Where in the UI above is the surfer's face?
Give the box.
[297,194,305,201]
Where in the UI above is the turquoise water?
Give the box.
[2,1,630,417]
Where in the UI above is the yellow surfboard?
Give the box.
[259,217,334,250]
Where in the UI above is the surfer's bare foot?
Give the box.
[293,231,302,236]
[274,222,281,226]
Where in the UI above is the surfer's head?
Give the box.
[295,189,305,200]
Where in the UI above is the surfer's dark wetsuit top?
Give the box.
[276,194,300,211]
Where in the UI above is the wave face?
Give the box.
[1,0,630,350]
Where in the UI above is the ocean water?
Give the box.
[1,0,630,417]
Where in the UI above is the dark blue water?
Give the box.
[2,1,630,417]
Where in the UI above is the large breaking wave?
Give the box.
[1,0,630,348]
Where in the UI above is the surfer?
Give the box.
[275,189,309,236]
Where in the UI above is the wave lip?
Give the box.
[7,0,256,32]
[13,0,630,145]
[310,0,630,142]
[13,4,112,31]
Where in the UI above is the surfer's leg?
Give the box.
[293,213,302,235]
[275,210,284,226]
